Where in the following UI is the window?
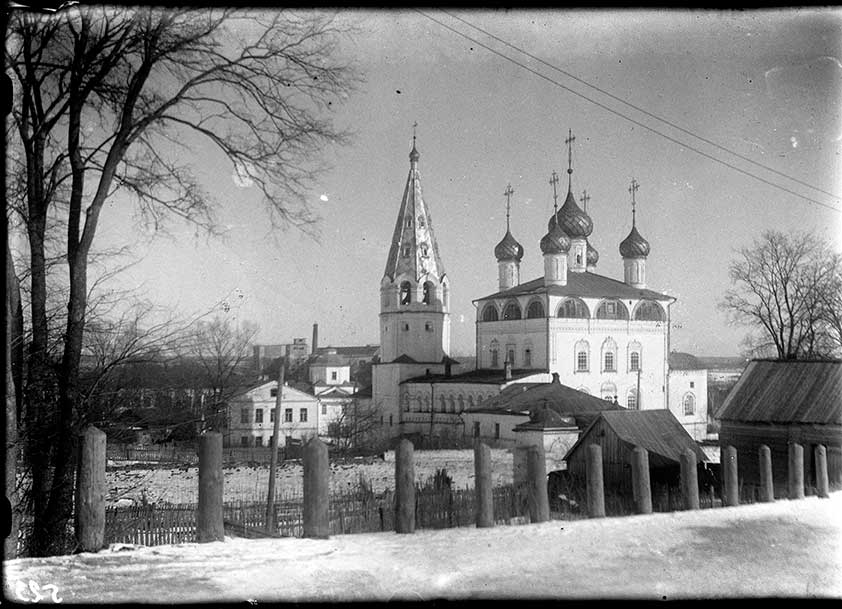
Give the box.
[526,300,545,318]
[506,347,515,367]
[420,244,429,257]
[300,408,308,422]
[482,305,499,321]
[270,408,276,423]
[494,423,500,439]
[423,282,432,304]
[601,382,617,402]
[490,340,499,368]
[558,298,589,319]
[473,421,480,438]
[284,408,293,422]
[254,436,263,447]
[405,217,413,228]
[575,339,589,372]
[270,388,278,397]
[240,436,249,447]
[268,436,273,447]
[627,388,638,410]
[524,349,532,367]
[630,351,640,372]
[634,300,665,322]
[457,395,464,412]
[331,371,337,381]
[403,323,409,331]
[439,395,446,412]
[690,381,695,388]
[400,281,412,305]
[604,352,615,372]
[503,302,522,320]
[683,393,696,416]
[596,299,629,320]
[601,338,617,373]
[467,395,475,409]
[448,396,456,413]
[425,322,433,332]
[402,245,411,257]
[322,403,327,415]
[418,215,425,227]
[240,408,249,424]
[255,408,264,424]
[389,414,393,426]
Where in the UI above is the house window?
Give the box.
[473,421,480,438]
[683,393,696,416]
[403,323,410,331]
[284,408,293,422]
[331,371,338,381]
[602,338,617,373]
[240,408,249,424]
[457,395,464,412]
[322,403,327,415]
[490,340,499,368]
[255,408,263,423]
[270,388,278,397]
[524,349,532,367]
[604,352,615,372]
[400,281,412,305]
[268,436,273,447]
[494,423,500,439]
[389,414,393,426]
[627,388,638,410]
[482,305,499,321]
[448,396,456,413]
[425,322,433,332]
[439,395,446,412]
[300,408,308,422]
[506,348,515,367]
[240,436,249,447]
[254,436,263,447]
[601,381,616,402]
[270,408,276,423]
[690,381,695,388]
[575,340,589,372]
[630,352,640,371]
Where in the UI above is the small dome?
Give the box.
[409,143,420,162]
[586,242,599,266]
[540,222,571,255]
[494,230,524,262]
[549,190,593,238]
[619,225,650,258]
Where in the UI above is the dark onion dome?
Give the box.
[409,142,420,162]
[619,225,651,258]
[540,222,571,255]
[548,190,593,238]
[494,230,524,262]
[586,241,599,266]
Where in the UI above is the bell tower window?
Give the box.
[423,282,432,305]
[400,281,412,305]
[402,245,411,257]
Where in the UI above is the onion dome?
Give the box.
[409,142,420,163]
[540,221,571,255]
[619,225,650,258]
[495,230,524,262]
[549,190,593,238]
[586,241,599,266]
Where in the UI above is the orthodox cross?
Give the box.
[580,189,591,213]
[412,121,418,146]
[565,128,576,190]
[550,171,560,218]
[504,183,514,231]
[628,178,640,226]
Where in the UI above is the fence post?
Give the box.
[758,444,774,502]
[680,449,699,511]
[527,446,549,523]
[631,446,652,514]
[197,432,224,543]
[75,426,107,552]
[303,437,329,539]
[788,442,804,500]
[395,439,415,534]
[723,445,739,507]
[586,444,605,518]
[815,444,829,499]
[474,441,494,528]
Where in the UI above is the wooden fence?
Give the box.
[106,444,293,465]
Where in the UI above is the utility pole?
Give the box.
[265,357,285,534]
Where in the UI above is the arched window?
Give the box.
[524,348,532,367]
[596,299,629,320]
[400,281,412,305]
[601,381,617,402]
[503,302,522,320]
[467,395,474,410]
[482,304,499,322]
[402,393,410,412]
[601,338,617,373]
[423,396,431,412]
[439,395,447,412]
[683,393,696,415]
[634,300,665,321]
[506,345,516,367]
[627,388,638,410]
[457,395,464,412]
[628,341,642,372]
[490,340,499,368]
[526,300,545,319]
[420,243,429,257]
[448,396,456,413]
[557,298,589,319]
[422,282,433,305]
[575,339,589,372]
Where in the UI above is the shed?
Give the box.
[716,359,842,494]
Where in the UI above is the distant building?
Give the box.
[252,339,309,374]
[667,351,709,442]
[226,380,319,448]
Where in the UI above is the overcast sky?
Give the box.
[91,8,842,358]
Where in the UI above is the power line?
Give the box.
[441,9,842,204]
[415,9,842,214]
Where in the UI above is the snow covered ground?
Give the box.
[5,492,841,601]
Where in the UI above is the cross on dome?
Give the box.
[581,189,591,213]
[628,178,640,226]
[504,183,514,231]
[565,128,576,190]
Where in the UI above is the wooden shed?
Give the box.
[716,359,842,496]
[563,409,707,497]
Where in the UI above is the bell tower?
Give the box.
[379,129,450,363]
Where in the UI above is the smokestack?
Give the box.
[312,323,318,354]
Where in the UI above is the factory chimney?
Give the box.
[312,323,319,354]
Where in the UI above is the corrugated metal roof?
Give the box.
[473,272,672,303]
[566,410,706,463]
[716,360,842,425]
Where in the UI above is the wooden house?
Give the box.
[716,359,842,495]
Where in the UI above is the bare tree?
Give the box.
[721,230,842,360]
[6,5,358,555]
[328,396,387,455]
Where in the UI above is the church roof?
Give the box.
[383,142,446,283]
[401,368,537,385]
[474,271,673,302]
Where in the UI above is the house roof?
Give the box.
[716,359,842,425]
[565,409,707,463]
[312,345,380,360]
[401,368,537,385]
[474,272,672,303]
[232,380,316,402]
[513,406,577,431]
[668,351,705,371]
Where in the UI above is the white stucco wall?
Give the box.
[668,369,709,441]
[227,382,318,447]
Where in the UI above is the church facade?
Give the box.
[372,133,706,445]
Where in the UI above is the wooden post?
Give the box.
[266,358,285,534]
[197,432,224,543]
[758,444,774,502]
[788,442,804,500]
[527,446,549,523]
[631,446,652,514]
[303,436,329,538]
[586,444,605,518]
[75,426,107,552]
[680,449,699,511]
[474,440,494,528]
[724,445,739,506]
[395,439,415,534]
[815,444,829,499]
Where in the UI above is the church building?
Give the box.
[372,131,705,446]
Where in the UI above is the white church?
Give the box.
[372,133,709,449]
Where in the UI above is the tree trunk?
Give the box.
[5,243,21,559]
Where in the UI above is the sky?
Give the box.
[90,8,842,358]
